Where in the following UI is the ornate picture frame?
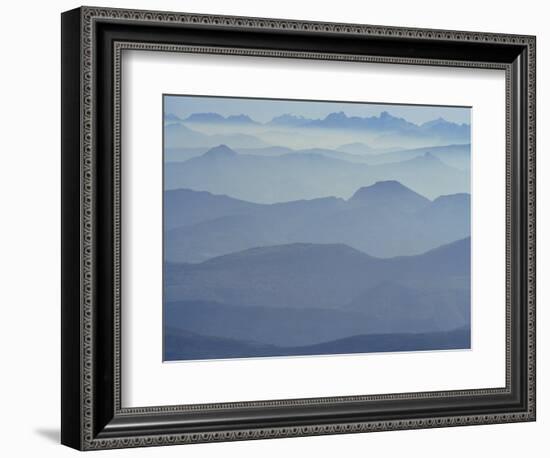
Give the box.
[61,6,536,450]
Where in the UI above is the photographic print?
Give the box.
[163,95,471,362]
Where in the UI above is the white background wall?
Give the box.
[0,0,545,456]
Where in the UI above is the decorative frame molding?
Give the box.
[61,6,536,451]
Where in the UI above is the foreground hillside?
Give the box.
[164,239,470,359]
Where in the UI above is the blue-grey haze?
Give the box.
[162,95,471,361]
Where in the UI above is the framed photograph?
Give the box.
[61,6,536,450]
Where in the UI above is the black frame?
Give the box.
[61,6,536,450]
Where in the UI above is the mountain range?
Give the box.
[164,181,470,262]
[165,238,470,311]
[164,143,470,174]
[358,144,471,170]
[165,110,470,150]
[164,327,470,360]
[163,107,471,361]
[167,110,469,140]
[164,238,470,356]
[163,182,471,359]
[164,144,469,202]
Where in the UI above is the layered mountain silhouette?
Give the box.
[306,110,416,131]
[164,188,261,230]
[183,112,259,125]
[303,111,469,144]
[164,145,468,202]
[164,239,470,358]
[349,180,430,213]
[165,327,470,360]
[358,144,470,170]
[163,144,469,171]
[164,145,362,162]
[162,107,472,361]
[164,182,470,262]
[165,238,470,311]
[164,113,182,123]
[165,109,470,152]
[169,110,470,143]
[268,113,311,127]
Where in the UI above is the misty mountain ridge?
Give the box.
[165,326,470,360]
[268,113,310,127]
[350,180,430,212]
[165,144,469,202]
[163,103,471,361]
[182,112,259,124]
[360,143,470,170]
[201,144,238,159]
[165,103,470,151]
[165,237,470,314]
[164,238,470,352]
[420,116,470,135]
[169,110,469,132]
[421,117,449,127]
[164,182,470,262]
[164,188,262,230]
[163,143,469,174]
[198,242,373,270]
[306,110,415,131]
[164,112,182,123]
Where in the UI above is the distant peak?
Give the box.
[207,243,370,264]
[325,111,348,120]
[269,113,310,126]
[202,144,238,158]
[164,113,181,122]
[272,113,305,121]
[226,114,257,123]
[352,180,409,196]
[184,112,225,123]
[422,116,447,126]
[183,112,258,124]
[350,181,429,205]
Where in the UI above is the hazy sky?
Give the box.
[164,94,471,125]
